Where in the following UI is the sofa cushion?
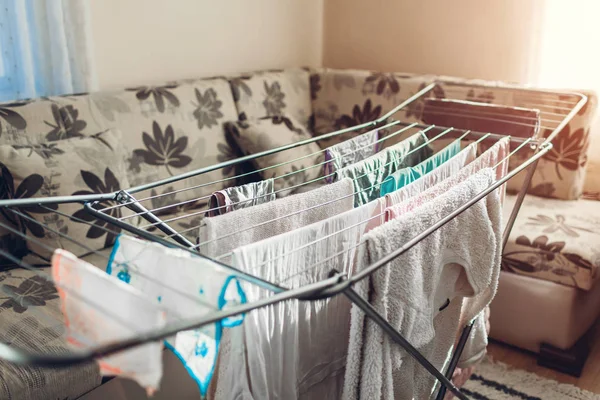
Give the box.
[310,68,436,147]
[229,68,312,131]
[0,130,134,260]
[437,79,598,200]
[0,266,101,399]
[490,270,600,352]
[225,115,323,196]
[502,194,600,290]
[47,78,241,205]
[0,98,71,146]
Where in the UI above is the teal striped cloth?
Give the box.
[379,140,462,196]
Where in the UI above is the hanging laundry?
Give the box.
[383,141,477,205]
[336,131,433,206]
[324,128,380,183]
[344,169,502,400]
[379,139,463,196]
[386,137,510,220]
[199,178,355,263]
[221,198,384,400]
[52,249,166,395]
[206,179,276,217]
[107,234,247,397]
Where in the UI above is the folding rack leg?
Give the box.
[115,190,196,248]
[342,287,470,400]
[434,322,474,400]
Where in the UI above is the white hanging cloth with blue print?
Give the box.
[108,234,246,396]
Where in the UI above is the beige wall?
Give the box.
[90,0,323,89]
[323,0,542,83]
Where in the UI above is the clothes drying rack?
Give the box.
[0,81,587,400]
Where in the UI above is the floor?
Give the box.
[487,329,600,394]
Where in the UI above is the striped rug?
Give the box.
[462,359,599,399]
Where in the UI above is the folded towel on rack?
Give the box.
[379,139,462,196]
[324,128,380,183]
[335,131,433,207]
[199,178,355,263]
[344,169,502,400]
[386,137,510,219]
[52,249,166,395]
[219,198,384,400]
[107,234,247,397]
[206,179,276,217]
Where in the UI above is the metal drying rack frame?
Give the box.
[0,80,588,400]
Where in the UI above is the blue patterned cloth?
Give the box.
[107,234,246,396]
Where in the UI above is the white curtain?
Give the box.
[0,0,97,101]
[529,0,600,173]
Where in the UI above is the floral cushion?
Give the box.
[229,68,312,131]
[224,115,323,196]
[0,267,101,399]
[309,68,435,147]
[502,194,600,290]
[43,78,242,204]
[436,79,598,200]
[0,97,70,146]
[0,130,134,261]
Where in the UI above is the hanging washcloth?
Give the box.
[107,234,247,397]
[52,249,166,395]
[379,139,462,196]
[206,179,276,217]
[335,131,433,206]
[324,129,380,183]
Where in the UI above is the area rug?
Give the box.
[462,359,599,399]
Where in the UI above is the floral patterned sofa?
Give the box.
[0,67,598,398]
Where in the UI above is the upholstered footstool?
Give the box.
[490,194,600,375]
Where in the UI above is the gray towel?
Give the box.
[336,131,432,207]
[207,179,276,217]
[199,178,355,263]
[344,168,502,400]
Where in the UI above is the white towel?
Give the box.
[108,235,247,397]
[199,178,355,263]
[52,249,165,395]
[213,199,383,400]
[344,169,502,400]
[384,141,477,207]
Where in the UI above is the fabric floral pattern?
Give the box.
[193,88,224,129]
[0,275,59,314]
[71,168,123,248]
[503,194,600,290]
[0,130,131,259]
[229,68,312,131]
[133,121,191,176]
[127,84,180,113]
[310,69,434,146]
[225,115,323,196]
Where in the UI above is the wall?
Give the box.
[90,0,323,89]
[323,0,542,83]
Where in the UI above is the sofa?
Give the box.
[0,67,598,398]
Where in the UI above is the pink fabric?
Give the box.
[385,137,510,221]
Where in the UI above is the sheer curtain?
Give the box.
[530,0,600,186]
[0,0,97,101]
